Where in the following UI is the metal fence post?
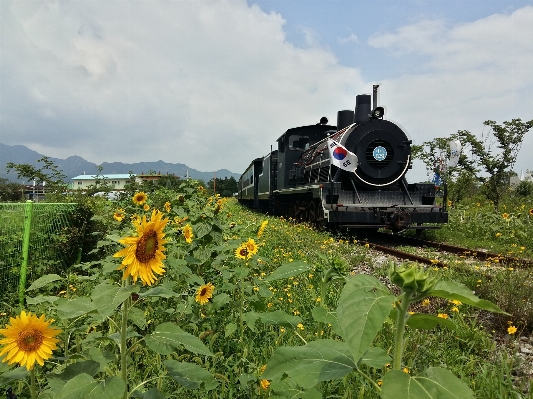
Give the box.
[19,200,33,307]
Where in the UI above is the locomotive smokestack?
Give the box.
[373,84,379,111]
[337,110,354,131]
[354,94,371,123]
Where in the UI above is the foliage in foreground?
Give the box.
[0,182,529,398]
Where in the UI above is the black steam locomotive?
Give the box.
[237,85,448,232]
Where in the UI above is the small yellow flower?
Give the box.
[183,224,193,244]
[164,201,171,213]
[132,192,148,205]
[113,208,125,222]
[507,325,517,335]
[280,327,285,333]
[297,323,304,330]
[195,283,215,305]
[257,220,269,238]
[450,300,462,306]
[143,204,150,211]
[502,213,509,219]
[422,298,430,307]
[451,307,459,313]
[437,313,449,319]
[495,233,502,238]
[403,367,410,374]
[316,297,321,302]
[377,380,383,386]
[260,379,270,390]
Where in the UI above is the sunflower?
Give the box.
[183,224,194,243]
[113,210,169,286]
[195,283,214,305]
[132,192,148,205]
[113,209,125,222]
[529,208,533,216]
[143,204,150,211]
[502,213,509,219]
[245,238,259,256]
[235,244,251,260]
[0,311,62,370]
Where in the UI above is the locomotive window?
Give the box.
[289,135,309,151]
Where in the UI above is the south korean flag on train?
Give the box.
[327,139,358,172]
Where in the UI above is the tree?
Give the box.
[412,136,478,204]
[6,156,68,196]
[457,119,533,209]
[0,178,24,201]
[207,176,238,197]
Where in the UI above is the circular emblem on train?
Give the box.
[373,146,387,161]
[333,146,347,160]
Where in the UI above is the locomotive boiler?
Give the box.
[237,85,448,232]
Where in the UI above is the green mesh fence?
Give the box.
[0,201,79,303]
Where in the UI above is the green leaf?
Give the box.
[163,359,219,390]
[130,388,166,399]
[381,367,475,399]
[358,347,391,369]
[429,281,507,314]
[55,297,96,319]
[406,314,457,331]
[128,307,147,329]
[60,373,101,399]
[91,282,139,320]
[264,261,311,282]
[257,310,302,328]
[194,222,212,239]
[139,286,180,299]
[97,376,126,399]
[0,367,28,383]
[26,295,60,305]
[145,322,213,356]
[225,323,238,338]
[262,339,355,389]
[27,274,63,291]
[311,307,342,336]
[242,312,260,332]
[270,379,323,398]
[336,275,394,363]
[212,293,231,309]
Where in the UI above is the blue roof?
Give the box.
[72,174,134,180]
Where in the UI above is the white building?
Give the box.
[71,174,134,190]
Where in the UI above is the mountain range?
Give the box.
[0,143,240,183]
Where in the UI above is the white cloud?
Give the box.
[0,0,365,173]
[368,6,533,181]
[338,33,359,44]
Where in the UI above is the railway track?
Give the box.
[358,232,533,268]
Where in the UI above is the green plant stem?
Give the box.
[393,292,411,370]
[239,278,244,342]
[30,368,37,399]
[355,365,382,393]
[120,278,131,399]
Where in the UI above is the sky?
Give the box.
[1,0,532,182]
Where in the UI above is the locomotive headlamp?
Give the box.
[372,107,384,119]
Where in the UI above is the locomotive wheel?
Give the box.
[295,200,307,222]
[307,200,317,223]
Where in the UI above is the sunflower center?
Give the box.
[239,247,249,257]
[17,329,43,351]
[200,288,208,296]
[136,229,158,263]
